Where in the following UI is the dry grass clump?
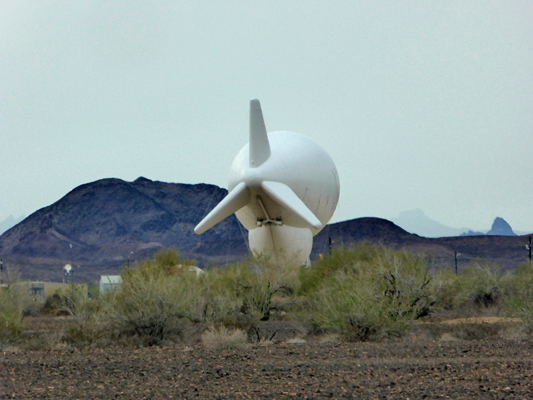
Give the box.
[201,325,249,351]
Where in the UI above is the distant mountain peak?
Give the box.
[134,176,153,183]
[0,215,25,235]
[486,217,516,236]
[391,209,469,238]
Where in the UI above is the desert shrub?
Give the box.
[87,281,100,298]
[201,325,248,351]
[41,284,91,316]
[57,285,110,346]
[422,260,518,320]
[310,274,413,341]
[456,262,504,308]
[108,276,201,346]
[100,249,208,346]
[212,257,299,330]
[238,258,299,322]
[126,248,195,280]
[299,243,435,341]
[0,289,28,349]
[0,269,32,349]
[23,299,44,317]
[429,268,464,312]
[501,262,533,328]
[42,293,70,316]
[194,267,242,326]
[60,249,208,347]
[1,265,23,288]
[198,255,302,343]
[299,243,381,295]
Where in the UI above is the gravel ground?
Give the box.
[2,339,533,399]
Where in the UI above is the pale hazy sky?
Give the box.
[1,1,532,232]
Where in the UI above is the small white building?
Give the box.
[100,275,122,295]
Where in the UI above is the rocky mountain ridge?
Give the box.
[0,178,531,282]
[0,178,247,278]
[462,217,517,237]
[0,215,25,236]
[393,209,520,238]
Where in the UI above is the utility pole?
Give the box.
[127,251,133,268]
[526,236,531,263]
[0,259,3,285]
[454,251,460,275]
[69,243,73,267]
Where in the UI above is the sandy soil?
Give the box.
[2,338,533,399]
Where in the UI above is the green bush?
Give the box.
[126,248,193,280]
[20,245,532,348]
[105,251,206,346]
[205,257,300,341]
[298,243,435,341]
[60,285,109,346]
[60,249,206,347]
[427,261,514,320]
[299,242,381,295]
[429,268,463,312]
[458,262,504,307]
[501,262,533,327]
[0,282,32,349]
[0,293,26,348]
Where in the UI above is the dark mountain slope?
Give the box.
[314,218,530,271]
[1,178,531,281]
[0,178,248,273]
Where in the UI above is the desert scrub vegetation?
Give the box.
[94,249,210,346]
[0,266,33,349]
[57,284,112,346]
[209,256,299,321]
[297,243,436,341]
[34,249,208,347]
[6,245,533,349]
[0,284,32,350]
[83,249,302,345]
[201,325,249,351]
[457,262,504,308]
[501,262,533,329]
[430,261,516,319]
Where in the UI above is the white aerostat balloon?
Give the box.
[195,99,340,266]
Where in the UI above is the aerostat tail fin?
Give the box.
[194,182,250,234]
[261,181,322,231]
[249,98,271,168]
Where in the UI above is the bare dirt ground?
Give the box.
[3,340,533,398]
[2,318,533,399]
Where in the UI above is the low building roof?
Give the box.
[100,275,122,284]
